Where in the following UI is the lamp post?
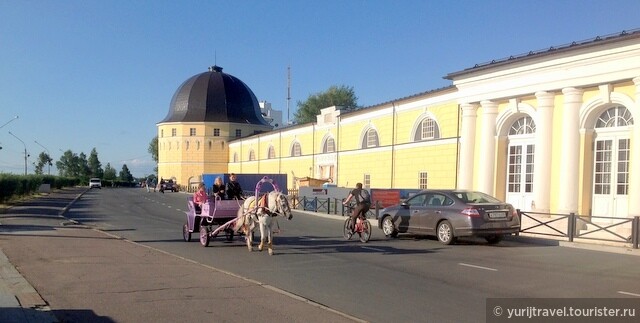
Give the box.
[0,116,19,151]
[1,116,18,129]
[34,140,51,175]
[8,131,29,175]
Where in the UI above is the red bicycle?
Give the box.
[343,205,371,242]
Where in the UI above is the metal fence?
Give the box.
[518,210,640,249]
[288,195,379,218]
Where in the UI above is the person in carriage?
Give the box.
[193,182,208,214]
[226,173,245,200]
[211,176,226,200]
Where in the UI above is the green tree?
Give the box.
[293,85,358,124]
[34,152,53,175]
[56,150,80,177]
[88,148,104,178]
[148,136,158,174]
[104,163,117,180]
[119,164,133,182]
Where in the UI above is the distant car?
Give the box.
[89,178,102,189]
[377,190,520,245]
[163,180,177,192]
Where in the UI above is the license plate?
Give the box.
[488,212,507,219]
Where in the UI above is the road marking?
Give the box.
[618,291,640,297]
[361,246,385,252]
[458,263,498,271]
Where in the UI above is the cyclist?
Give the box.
[342,183,371,233]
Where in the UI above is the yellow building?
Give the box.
[159,30,640,222]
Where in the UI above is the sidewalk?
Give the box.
[0,188,360,323]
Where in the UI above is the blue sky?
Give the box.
[1,0,639,178]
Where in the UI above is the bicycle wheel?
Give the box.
[343,218,353,240]
[358,220,371,243]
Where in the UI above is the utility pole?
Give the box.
[8,131,28,175]
[287,66,291,125]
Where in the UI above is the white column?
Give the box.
[628,77,640,217]
[458,103,478,190]
[558,88,583,214]
[533,91,555,213]
[478,101,498,195]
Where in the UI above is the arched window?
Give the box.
[509,116,536,135]
[361,129,379,148]
[267,146,276,159]
[323,137,335,153]
[249,149,256,161]
[595,106,633,128]
[233,153,238,163]
[291,142,301,157]
[414,117,440,141]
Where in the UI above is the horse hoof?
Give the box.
[268,249,273,255]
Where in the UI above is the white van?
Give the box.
[89,178,102,189]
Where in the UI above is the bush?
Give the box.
[0,174,80,203]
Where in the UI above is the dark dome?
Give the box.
[160,66,269,125]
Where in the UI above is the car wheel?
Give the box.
[437,220,455,245]
[183,223,191,242]
[381,216,398,238]
[485,235,503,244]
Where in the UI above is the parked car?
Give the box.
[89,178,102,189]
[163,180,177,192]
[377,190,520,245]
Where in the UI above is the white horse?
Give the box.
[234,191,292,255]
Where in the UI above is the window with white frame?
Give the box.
[323,137,335,153]
[214,128,220,136]
[414,117,440,141]
[267,146,276,159]
[171,128,176,137]
[235,129,241,137]
[249,149,256,161]
[362,129,379,148]
[419,172,428,189]
[291,142,301,157]
[190,128,196,136]
[363,174,370,189]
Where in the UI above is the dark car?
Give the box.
[377,190,520,245]
[163,180,177,192]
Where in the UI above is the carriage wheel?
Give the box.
[200,226,210,247]
[224,228,235,241]
[183,223,191,242]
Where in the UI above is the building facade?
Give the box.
[159,30,640,221]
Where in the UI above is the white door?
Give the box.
[592,136,629,219]
[506,143,535,211]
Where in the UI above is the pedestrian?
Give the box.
[151,179,157,192]
[342,183,371,233]
[159,178,165,194]
[212,176,226,199]
[226,173,244,200]
[145,177,151,193]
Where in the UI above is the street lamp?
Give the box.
[1,116,18,129]
[8,131,29,175]
[34,140,51,175]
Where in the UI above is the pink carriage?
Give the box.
[182,194,243,246]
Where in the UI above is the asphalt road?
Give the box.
[59,188,640,322]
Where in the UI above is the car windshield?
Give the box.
[453,191,501,204]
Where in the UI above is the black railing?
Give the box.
[287,195,380,218]
[518,210,640,249]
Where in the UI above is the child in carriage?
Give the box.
[193,182,208,213]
